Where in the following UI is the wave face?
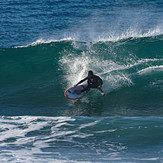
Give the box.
[0,36,162,116]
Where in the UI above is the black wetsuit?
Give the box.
[80,75,103,93]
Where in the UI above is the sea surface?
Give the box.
[0,0,163,162]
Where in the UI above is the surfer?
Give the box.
[74,70,105,95]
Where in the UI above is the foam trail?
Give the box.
[138,65,163,75]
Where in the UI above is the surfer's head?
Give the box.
[88,70,94,77]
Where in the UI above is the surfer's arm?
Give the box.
[75,77,88,86]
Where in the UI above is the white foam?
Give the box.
[138,65,163,75]
[0,119,48,142]
[15,37,74,48]
[31,37,73,46]
[96,27,163,42]
[96,129,117,134]
[79,120,100,130]
[15,24,163,48]
[0,116,80,162]
[0,116,162,162]
[60,52,91,87]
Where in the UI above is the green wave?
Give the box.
[0,36,162,116]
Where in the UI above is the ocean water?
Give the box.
[0,0,163,162]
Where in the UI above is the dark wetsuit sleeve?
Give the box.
[76,77,88,86]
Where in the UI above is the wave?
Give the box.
[14,26,163,48]
[0,116,163,162]
[0,35,163,116]
[95,26,163,42]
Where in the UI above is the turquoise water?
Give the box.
[0,38,162,117]
[0,0,163,162]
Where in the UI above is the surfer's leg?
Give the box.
[91,83,105,95]
[96,84,105,95]
[75,86,90,95]
[98,87,105,95]
[81,85,90,93]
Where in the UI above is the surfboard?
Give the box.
[64,85,87,100]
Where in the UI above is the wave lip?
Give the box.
[15,37,74,48]
[96,27,163,42]
[14,25,163,48]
